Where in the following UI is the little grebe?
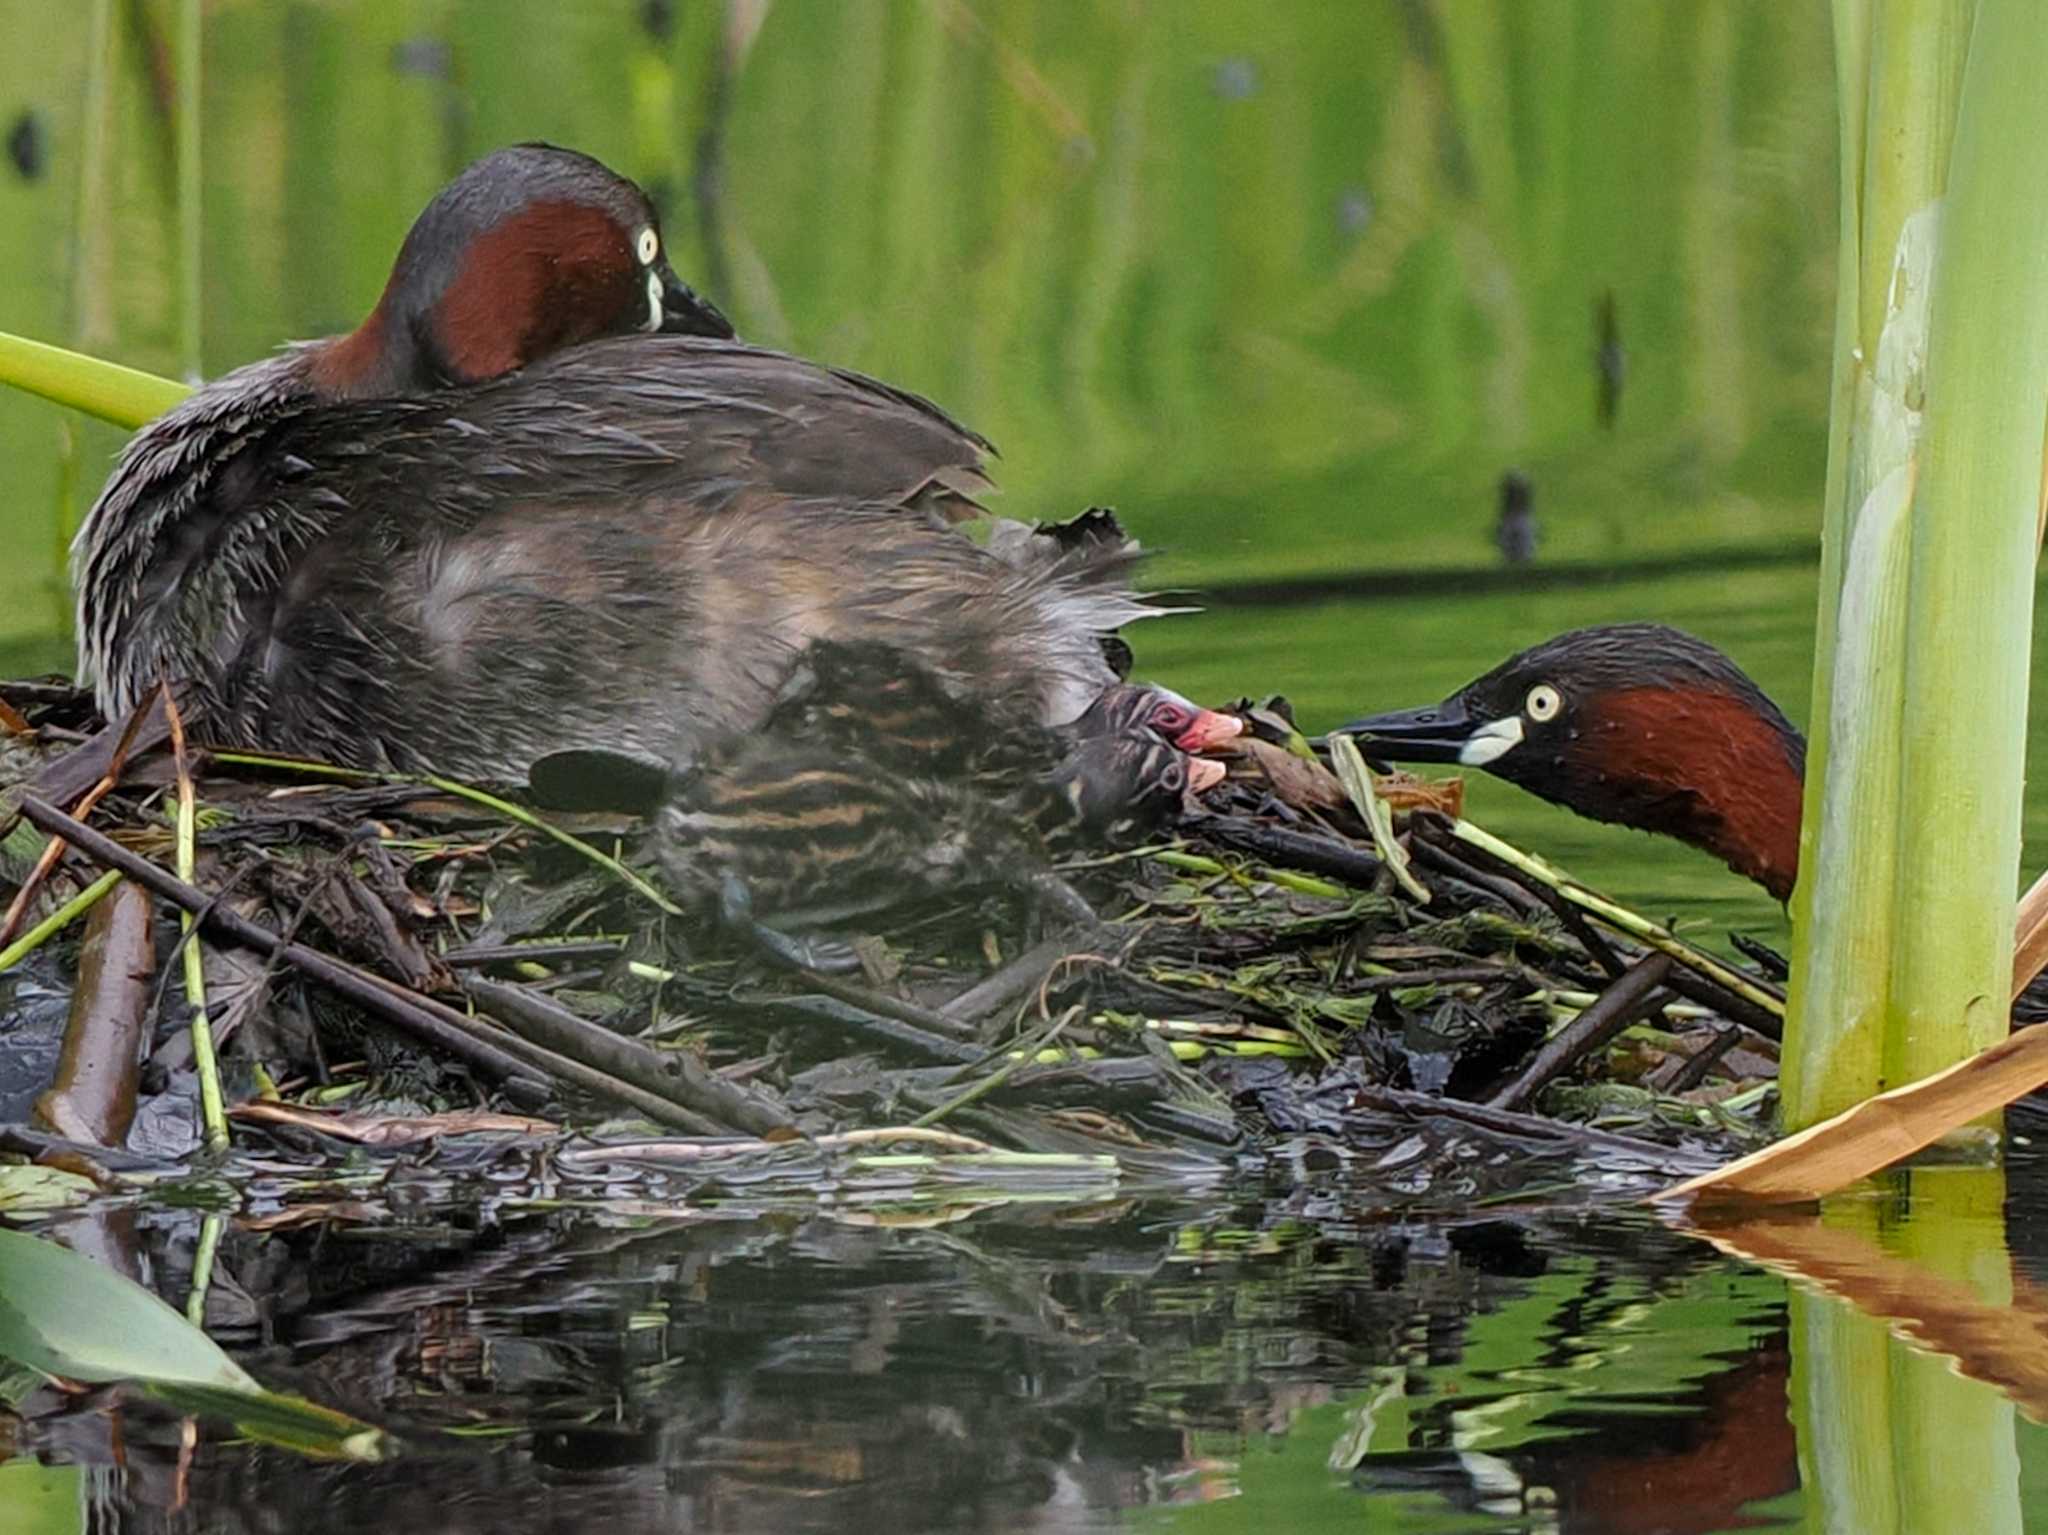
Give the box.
[1338,623,1805,901]
[74,147,1162,783]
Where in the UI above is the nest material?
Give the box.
[0,679,1781,1194]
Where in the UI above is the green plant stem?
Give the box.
[184,1213,223,1328]
[0,331,191,428]
[0,870,122,972]
[1449,820,1785,1019]
[1789,0,2048,1126]
[173,745,228,1155]
[1884,0,2048,1087]
[174,0,203,382]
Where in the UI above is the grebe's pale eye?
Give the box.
[1525,683,1562,723]
[635,225,659,265]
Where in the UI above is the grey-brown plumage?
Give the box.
[749,639,1212,843]
[73,337,1160,782]
[71,147,1167,787]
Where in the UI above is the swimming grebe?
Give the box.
[72,146,1162,785]
[1337,623,1805,900]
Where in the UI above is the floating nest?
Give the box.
[0,677,1784,1212]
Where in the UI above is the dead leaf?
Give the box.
[1376,771,1464,818]
[1660,1022,2048,1206]
[230,1101,556,1146]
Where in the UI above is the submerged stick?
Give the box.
[33,877,153,1147]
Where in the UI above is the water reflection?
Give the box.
[15,1186,1794,1533]
[8,1121,2048,1527]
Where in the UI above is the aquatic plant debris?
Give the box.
[0,677,1783,1206]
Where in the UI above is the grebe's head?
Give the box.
[1340,623,1807,901]
[311,143,732,398]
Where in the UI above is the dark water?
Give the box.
[5,2,2048,1529]
[11,1140,2048,1532]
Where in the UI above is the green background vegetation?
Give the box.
[0,0,1893,941]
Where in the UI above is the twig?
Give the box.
[783,970,981,1043]
[1407,831,1550,917]
[561,1125,998,1167]
[16,793,555,1100]
[1352,964,1520,992]
[1445,820,1786,1019]
[463,976,788,1137]
[1349,1083,1723,1177]
[912,1007,1079,1128]
[1489,954,1672,1111]
[1649,1022,1744,1095]
[1194,816,1387,888]
[444,938,625,969]
[943,935,1084,1024]
[0,690,161,944]
[742,991,985,1064]
[7,690,170,837]
[0,680,90,708]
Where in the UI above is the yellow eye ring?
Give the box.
[635,226,659,265]
[1525,683,1562,722]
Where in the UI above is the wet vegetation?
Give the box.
[9,3,2048,1531]
[1,678,1777,1186]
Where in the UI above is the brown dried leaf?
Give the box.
[1662,1022,2048,1206]
[230,1101,556,1146]
[1376,771,1464,818]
